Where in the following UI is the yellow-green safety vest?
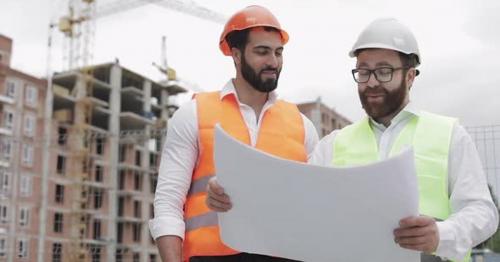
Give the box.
[332,111,470,262]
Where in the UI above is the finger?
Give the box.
[399,215,434,228]
[206,185,231,204]
[207,177,225,195]
[206,195,232,212]
[394,226,429,238]
[398,243,427,252]
[395,235,428,246]
[206,202,230,212]
[207,202,229,212]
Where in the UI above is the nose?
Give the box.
[366,71,380,89]
[266,53,279,68]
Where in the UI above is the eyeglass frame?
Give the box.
[351,67,410,83]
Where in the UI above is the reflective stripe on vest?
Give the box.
[183,91,307,261]
[332,112,471,262]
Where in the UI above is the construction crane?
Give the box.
[152,36,173,81]
[55,0,226,70]
[96,0,226,23]
[44,1,225,261]
[152,35,204,95]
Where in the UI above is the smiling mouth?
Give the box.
[366,93,384,97]
[365,94,385,103]
[261,71,277,79]
[364,89,386,95]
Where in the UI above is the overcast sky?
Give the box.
[1,0,499,127]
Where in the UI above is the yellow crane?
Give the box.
[55,0,226,70]
[44,1,225,261]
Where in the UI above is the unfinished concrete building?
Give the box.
[42,62,186,262]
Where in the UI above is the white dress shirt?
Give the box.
[149,80,319,241]
[310,102,499,261]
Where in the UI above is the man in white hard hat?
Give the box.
[312,18,498,262]
[207,18,498,262]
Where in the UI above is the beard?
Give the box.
[359,77,408,120]
[241,54,281,93]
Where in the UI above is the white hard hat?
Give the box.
[349,18,421,66]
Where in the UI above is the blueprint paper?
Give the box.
[214,125,420,262]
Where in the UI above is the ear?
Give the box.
[231,47,242,66]
[406,68,416,90]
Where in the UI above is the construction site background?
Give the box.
[0,0,499,260]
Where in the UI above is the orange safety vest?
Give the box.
[183,91,307,261]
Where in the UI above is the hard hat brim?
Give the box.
[349,43,413,57]
[349,43,420,66]
[220,27,289,56]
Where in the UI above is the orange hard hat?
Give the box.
[219,5,289,56]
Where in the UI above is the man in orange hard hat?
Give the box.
[149,5,318,262]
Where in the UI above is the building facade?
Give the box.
[298,97,351,138]
[0,33,186,262]
[0,34,47,262]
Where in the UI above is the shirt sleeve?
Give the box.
[300,113,320,160]
[435,124,499,260]
[148,100,199,240]
[308,129,339,166]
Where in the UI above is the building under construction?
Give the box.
[0,34,187,262]
[46,62,186,262]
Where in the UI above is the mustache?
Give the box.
[362,87,387,96]
[260,67,279,74]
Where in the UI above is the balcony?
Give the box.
[0,127,12,136]
[116,190,142,201]
[119,112,154,130]
[118,161,147,171]
[81,180,109,190]
[116,215,142,223]
[0,158,9,168]
[121,86,143,97]
[0,94,14,104]
[53,84,75,111]
[53,71,112,102]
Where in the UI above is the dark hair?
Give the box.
[225,26,281,53]
[355,48,419,68]
[398,53,420,76]
[398,53,419,68]
[226,29,251,53]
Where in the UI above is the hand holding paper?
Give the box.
[214,125,420,262]
[206,177,232,212]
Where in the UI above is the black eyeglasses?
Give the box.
[351,67,409,83]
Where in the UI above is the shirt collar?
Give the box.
[369,101,421,131]
[219,79,278,104]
